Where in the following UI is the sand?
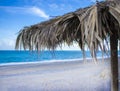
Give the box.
[0,58,111,91]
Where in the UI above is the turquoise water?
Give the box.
[0,50,114,64]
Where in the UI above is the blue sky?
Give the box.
[0,0,103,50]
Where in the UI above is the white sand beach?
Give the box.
[0,58,112,91]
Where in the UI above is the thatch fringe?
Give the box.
[15,1,120,58]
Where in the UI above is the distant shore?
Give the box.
[0,58,111,91]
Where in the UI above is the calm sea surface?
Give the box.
[0,50,118,64]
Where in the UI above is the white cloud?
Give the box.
[29,7,49,19]
[0,38,15,50]
[90,0,104,2]
[0,6,49,19]
[0,38,80,50]
[49,4,59,9]
[49,3,73,13]
[90,0,96,2]
[57,43,80,50]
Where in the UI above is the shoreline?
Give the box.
[0,58,111,91]
[0,56,110,66]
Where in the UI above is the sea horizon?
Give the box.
[0,50,113,65]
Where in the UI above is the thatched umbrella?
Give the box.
[15,0,120,91]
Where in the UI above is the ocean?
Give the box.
[0,50,113,64]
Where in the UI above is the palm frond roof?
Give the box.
[16,0,120,57]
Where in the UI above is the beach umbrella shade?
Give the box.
[15,0,120,91]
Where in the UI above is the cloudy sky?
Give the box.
[0,0,104,50]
